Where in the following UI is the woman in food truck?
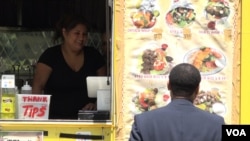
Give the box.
[32,13,107,119]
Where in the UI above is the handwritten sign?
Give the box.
[16,94,51,119]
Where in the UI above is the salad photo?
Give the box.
[166,6,196,28]
[166,1,196,28]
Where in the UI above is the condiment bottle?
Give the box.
[21,81,32,94]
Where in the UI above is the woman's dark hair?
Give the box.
[53,13,89,43]
[169,63,201,97]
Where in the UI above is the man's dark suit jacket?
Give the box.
[129,99,225,141]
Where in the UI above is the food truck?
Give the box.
[114,0,249,140]
[0,0,249,141]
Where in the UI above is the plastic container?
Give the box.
[0,75,17,119]
[21,81,32,94]
[0,93,16,119]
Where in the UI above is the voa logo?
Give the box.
[226,129,247,136]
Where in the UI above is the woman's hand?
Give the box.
[82,102,97,111]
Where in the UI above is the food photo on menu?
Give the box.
[130,86,171,114]
[127,79,227,117]
[204,0,231,30]
[205,0,230,19]
[166,0,196,28]
[131,41,174,75]
[183,46,226,75]
[205,0,230,24]
[129,84,227,117]
[130,0,160,29]
[194,88,227,117]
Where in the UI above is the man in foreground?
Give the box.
[129,63,225,141]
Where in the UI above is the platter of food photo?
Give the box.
[131,87,171,114]
[132,41,174,75]
[194,88,226,117]
[183,46,226,75]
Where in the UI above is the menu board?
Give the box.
[114,0,239,139]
